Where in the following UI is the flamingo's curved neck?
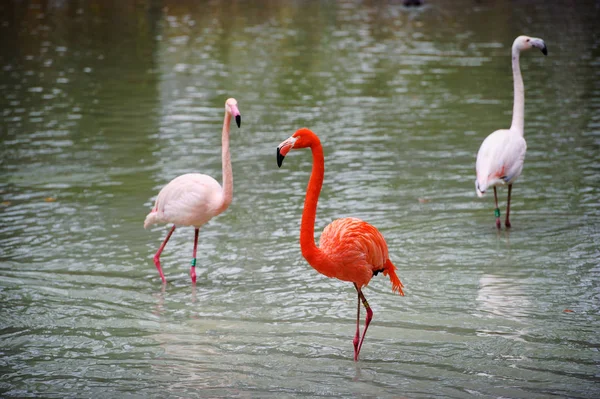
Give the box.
[510,47,525,135]
[218,112,233,213]
[300,141,330,271]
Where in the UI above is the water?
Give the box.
[1,0,599,397]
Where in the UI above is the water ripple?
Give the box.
[1,1,599,398]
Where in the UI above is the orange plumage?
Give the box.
[319,217,404,295]
[277,128,404,361]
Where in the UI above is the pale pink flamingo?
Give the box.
[277,128,404,361]
[144,98,241,283]
[476,35,547,229]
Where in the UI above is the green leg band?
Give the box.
[494,208,501,218]
[191,258,196,267]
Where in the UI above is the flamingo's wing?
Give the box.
[153,173,223,226]
[501,137,527,183]
[319,217,389,286]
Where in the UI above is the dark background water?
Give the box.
[1,0,599,398]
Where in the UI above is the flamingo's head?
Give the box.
[513,35,547,56]
[276,128,319,167]
[225,98,241,128]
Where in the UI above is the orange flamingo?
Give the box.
[277,128,404,361]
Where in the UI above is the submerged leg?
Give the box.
[353,285,361,361]
[505,184,512,228]
[354,284,374,361]
[153,225,176,284]
[190,228,199,283]
[493,187,501,230]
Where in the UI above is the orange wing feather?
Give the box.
[319,217,404,295]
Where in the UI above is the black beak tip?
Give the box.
[276,148,285,168]
[542,47,548,56]
[235,115,241,128]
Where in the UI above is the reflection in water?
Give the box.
[152,283,166,316]
[476,274,531,323]
[0,0,599,398]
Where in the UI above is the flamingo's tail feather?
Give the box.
[476,179,487,197]
[383,259,404,296]
[144,211,158,229]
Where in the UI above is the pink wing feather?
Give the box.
[144,173,224,228]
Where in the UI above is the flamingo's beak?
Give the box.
[276,147,284,168]
[276,136,296,168]
[230,104,241,128]
[530,38,548,56]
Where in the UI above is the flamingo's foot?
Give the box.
[355,307,373,361]
[353,332,360,362]
[505,220,511,229]
[494,208,502,229]
[190,258,197,283]
[154,255,167,284]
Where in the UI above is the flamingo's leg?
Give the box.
[505,184,512,228]
[353,283,361,361]
[354,284,374,361]
[153,225,176,284]
[493,187,501,229]
[190,228,199,283]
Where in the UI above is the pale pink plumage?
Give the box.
[144,98,241,283]
[475,129,526,197]
[475,35,547,228]
[144,173,225,229]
